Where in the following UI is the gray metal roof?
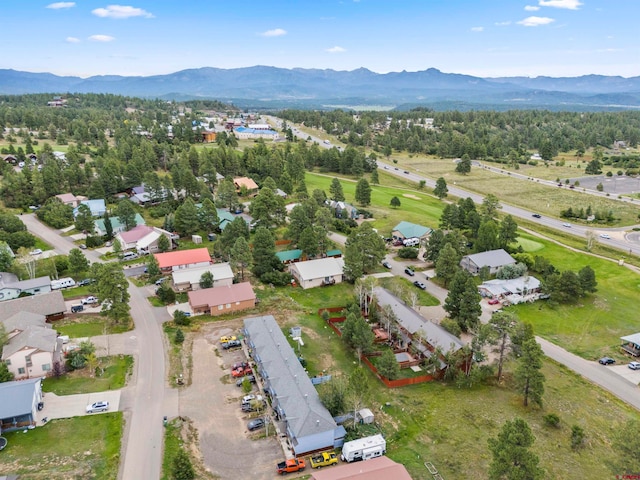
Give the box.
[2,325,58,360]
[373,287,464,355]
[0,377,41,419]
[2,275,51,291]
[290,257,344,281]
[0,291,66,322]
[462,249,515,269]
[243,316,337,440]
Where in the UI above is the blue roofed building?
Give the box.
[244,316,346,455]
[233,126,279,140]
[94,213,146,236]
[73,199,106,218]
[0,377,43,432]
[392,221,432,240]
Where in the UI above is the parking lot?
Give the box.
[179,323,283,479]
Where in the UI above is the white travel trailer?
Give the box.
[51,277,76,290]
[340,434,386,463]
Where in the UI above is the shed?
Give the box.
[356,408,374,425]
[191,234,202,245]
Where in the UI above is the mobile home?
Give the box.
[340,434,386,463]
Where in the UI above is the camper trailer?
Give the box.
[340,434,386,463]
[402,237,420,247]
[51,277,76,290]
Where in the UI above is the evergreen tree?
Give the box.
[199,271,214,289]
[498,215,518,248]
[329,178,345,201]
[115,200,137,232]
[230,236,252,281]
[171,449,195,480]
[146,254,161,277]
[251,227,282,279]
[434,177,448,199]
[475,220,500,253]
[458,276,482,332]
[578,265,597,294]
[74,203,94,233]
[435,242,460,287]
[354,178,371,206]
[298,226,319,257]
[515,338,546,407]
[174,198,200,237]
[344,222,386,280]
[444,269,469,320]
[455,154,471,174]
[68,248,89,276]
[488,418,543,480]
[198,198,219,232]
[377,348,400,380]
[390,196,401,208]
[157,234,171,253]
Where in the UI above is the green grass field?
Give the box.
[43,355,133,395]
[55,316,132,337]
[0,413,123,480]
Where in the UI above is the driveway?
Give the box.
[37,390,121,423]
[180,327,282,480]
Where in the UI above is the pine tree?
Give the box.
[329,178,345,201]
[488,418,543,480]
[515,338,545,407]
[354,178,371,206]
[434,177,448,199]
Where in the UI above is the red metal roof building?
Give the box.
[153,247,211,272]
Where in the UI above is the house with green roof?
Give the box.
[276,249,302,264]
[217,209,236,230]
[392,221,432,240]
[94,213,146,236]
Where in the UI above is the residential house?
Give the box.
[94,213,146,236]
[233,177,259,196]
[171,263,234,292]
[373,287,465,371]
[0,291,66,323]
[188,282,256,316]
[115,225,174,255]
[620,333,640,357]
[289,257,344,289]
[200,131,217,143]
[392,221,432,241]
[328,200,358,219]
[244,316,346,455]
[3,154,17,165]
[0,378,43,432]
[276,249,302,265]
[217,209,236,230]
[54,193,83,208]
[478,276,541,302]
[0,272,51,302]
[73,199,106,218]
[460,249,516,276]
[1,311,60,380]
[311,456,412,480]
[154,247,211,273]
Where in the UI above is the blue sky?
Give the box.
[2,0,638,78]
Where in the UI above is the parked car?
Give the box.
[155,277,167,285]
[82,296,99,305]
[562,223,572,228]
[77,278,95,286]
[236,375,256,387]
[222,339,241,350]
[232,366,252,378]
[242,402,257,412]
[532,214,542,219]
[247,418,265,431]
[177,311,191,317]
[220,335,237,343]
[404,267,415,276]
[382,261,392,269]
[628,362,640,370]
[488,298,501,305]
[599,233,611,239]
[232,361,249,371]
[86,401,109,413]
[29,248,43,255]
[242,394,263,404]
[598,357,615,365]
[71,304,84,313]
[413,281,426,290]
[79,244,87,249]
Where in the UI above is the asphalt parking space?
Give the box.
[609,364,640,385]
[37,389,121,424]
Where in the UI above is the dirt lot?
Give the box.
[179,321,284,479]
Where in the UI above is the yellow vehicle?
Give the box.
[310,452,338,468]
[220,335,237,343]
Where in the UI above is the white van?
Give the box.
[402,237,420,247]
[51,277,76,290]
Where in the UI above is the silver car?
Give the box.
[86,401,109,413]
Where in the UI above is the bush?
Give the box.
[543,413,561,428]
[157,284,176,304]
[175,328,185,344]
[85,235,105,248]
[261,270,292,286]
[571,425,585,450]
[440,318,462,337]
[397,247,419,259]
[173,311,191,326]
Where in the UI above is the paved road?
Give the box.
[119,281,171,480]
[537,337,640,412]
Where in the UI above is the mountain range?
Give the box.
[2,66,640,111]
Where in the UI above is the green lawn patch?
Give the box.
[55,316,131,337]
[378,277,440,306]
[43,355,133,395]
[161,419,183,480]
[61,285,94,299]
[517,236,545,252]
[0,413,122,479]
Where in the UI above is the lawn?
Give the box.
[378,276,440,307]
[0,413,123,480]
[304,171,444,235]
[43,355,133,395]
[55,316,132,337]
[286,290,639,479]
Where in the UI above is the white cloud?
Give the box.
[92,5,154,19]
[495,21,511,26]
[260,28,287,37]
[538,0,583,9]
[471,26,484,32]
[46,2,75,9]
[524,5,540,11]
[326,46,346,53]
[517,16,555,27]
[66,36,80,43]
[88,34,115,42]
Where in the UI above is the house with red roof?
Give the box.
[153,247,211,272]
[188,282,256,316]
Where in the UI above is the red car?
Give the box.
[232,366,252,378]
[488,298,500,305]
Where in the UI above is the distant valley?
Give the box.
[1,66,640,111]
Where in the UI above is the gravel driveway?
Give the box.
[179,325,283,479]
